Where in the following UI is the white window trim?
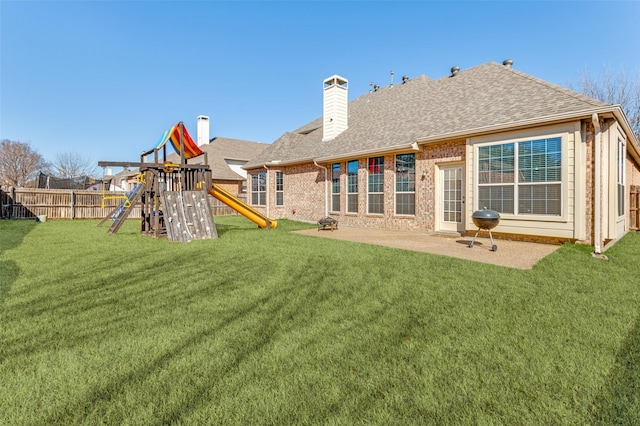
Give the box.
[394,153,416,217]
[330,163,340,213]
[275,171,284,207]
[472,130,569,223]
[367,156,384,215]
[346,160,359,214]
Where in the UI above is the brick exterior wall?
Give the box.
[585,122,594,244]
[249,139,466,231]
[246,125,640,244]
[213,180,243,196]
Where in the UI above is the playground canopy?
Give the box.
[154,123,204,160]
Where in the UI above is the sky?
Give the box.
[1,1,639,175]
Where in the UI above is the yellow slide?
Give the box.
[208,183,277,229]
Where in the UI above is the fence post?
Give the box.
[10,187,15,219]
[70,190,75,220]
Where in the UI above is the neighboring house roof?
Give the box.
[245,61,623,168]
[167,136,269,180]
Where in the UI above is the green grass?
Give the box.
[1,217,639,425]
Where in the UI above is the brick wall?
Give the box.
[266,164,327,222]
[213,180,243,196]
[256,138,466,231]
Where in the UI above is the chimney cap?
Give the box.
[503,59,514,68]
[323,75,348,88]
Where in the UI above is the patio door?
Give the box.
[439,165,465,233]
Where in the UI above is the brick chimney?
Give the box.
[322,75,348,141]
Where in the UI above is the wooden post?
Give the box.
[10,187,15,219]
[70,190,75,219]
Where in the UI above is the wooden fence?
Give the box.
[631,185,640,231]
[0,188,245,220]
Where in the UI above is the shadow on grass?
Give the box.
[589,312,640,424]
[40,259,315,424]
[0,219,38,309]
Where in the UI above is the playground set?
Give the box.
[98,122,277,242]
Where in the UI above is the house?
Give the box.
[188,135,270,196]
[244,60,640,252]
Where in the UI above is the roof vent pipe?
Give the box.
[450,66,460,77]
[390,70,394,87]
[503,59,513,68]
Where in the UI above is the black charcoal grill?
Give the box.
[468,209,500,252]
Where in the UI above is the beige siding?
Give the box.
[467,123,579,240]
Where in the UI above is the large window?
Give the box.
[331,163,340,212]
[347,160,358,213]
[275,171,284,206]
[251,172,266,206]
[395,153,415,215]
[368,156,384,214]
[478,137,561,215]
[618,138,625,217]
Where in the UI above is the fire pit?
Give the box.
[317,216,338,231]
[468,209,500,251]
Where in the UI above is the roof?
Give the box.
[245,61,616,168]
[167,136,269,180]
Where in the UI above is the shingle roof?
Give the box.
[167,136,269,180]
[245,61,612,168]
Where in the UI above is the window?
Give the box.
[478,137,561,215]
[251,172,266,206]
[275,171,284,206]
[395,153,415,215]
[331,163,340,212]
[618,138,625,217]
[347,160,358,213]
[368,156,384,214]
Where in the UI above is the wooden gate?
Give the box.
[631,185,640,231]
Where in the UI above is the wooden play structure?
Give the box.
[98,122,217,242]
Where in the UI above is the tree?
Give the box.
[52,152,98,179]
[0,139,49,188]
[571,66,640,141]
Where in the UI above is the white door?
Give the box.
[439,165,465,233]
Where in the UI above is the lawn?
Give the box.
[1,217,639,425]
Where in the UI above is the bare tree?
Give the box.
[571,65,640,141]
[52,152,98,179]
[0,139,49,188]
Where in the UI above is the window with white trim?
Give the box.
[275,171,284,206]
[331,163,340,212]
[347,160,358,213]
[368,156,384,214]
[618,138,625,217]
[251,172,266,206]
[395,153,415,215]
[477,137,561,215]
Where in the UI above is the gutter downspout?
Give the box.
[263,164,270,219]
[592,113,602,254]
[314,160,329,217]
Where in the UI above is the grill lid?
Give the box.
[472,209,500,220]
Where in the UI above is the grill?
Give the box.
[468,209,500,252]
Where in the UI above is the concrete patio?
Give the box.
[293,227,562,269]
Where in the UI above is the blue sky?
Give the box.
[1,1,639,174]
